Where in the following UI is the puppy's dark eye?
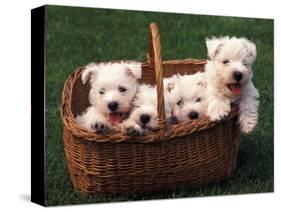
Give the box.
[223,59,230,64]
[177,100,184,106]
[99,90,105,95]
[119,86,127,93]
[243,62,248,66]
[195,97,201,102]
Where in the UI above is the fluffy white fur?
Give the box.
[76,61,142,133]
[165,72,208,123]
[205,36,260,133]
[121,83,172,135]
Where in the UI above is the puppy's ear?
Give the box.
[206,37,227,60]
[243,38,257,63]
[125,62,142,79]
[81,63,98,85]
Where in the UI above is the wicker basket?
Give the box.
[61,22,240,194]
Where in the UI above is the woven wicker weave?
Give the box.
[61,22,240,194]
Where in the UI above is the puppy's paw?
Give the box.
[126,126,143,136]
[121,121,143,136]
[207,102,231,122]
[239,116,258,134]
[90,121,110,133]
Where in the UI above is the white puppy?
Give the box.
[121,83,173,136]
[165,72,208,123]
[76,61,142,133]
[205,36,259,133]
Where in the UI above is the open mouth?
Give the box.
[109,112,124,125]
[227,83,241,96]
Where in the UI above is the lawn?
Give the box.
[45,5,274,206]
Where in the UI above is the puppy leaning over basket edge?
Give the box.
[205,36,260,134]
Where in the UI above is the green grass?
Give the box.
[45,5,274,206]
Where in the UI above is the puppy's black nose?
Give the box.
[140,114,151,125]
[188,111,199,120]
[233,71,243,82]
[108,101,118,111]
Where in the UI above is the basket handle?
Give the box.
[147,22,166,139]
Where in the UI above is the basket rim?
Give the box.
[60,58,239,143]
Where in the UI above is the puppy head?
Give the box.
[166,73,207,122]
[82,61,142,125]
[206,36,257,96]
[130,84,159,131]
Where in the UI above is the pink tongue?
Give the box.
[109,113,122,125]
[230,84,241,95]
